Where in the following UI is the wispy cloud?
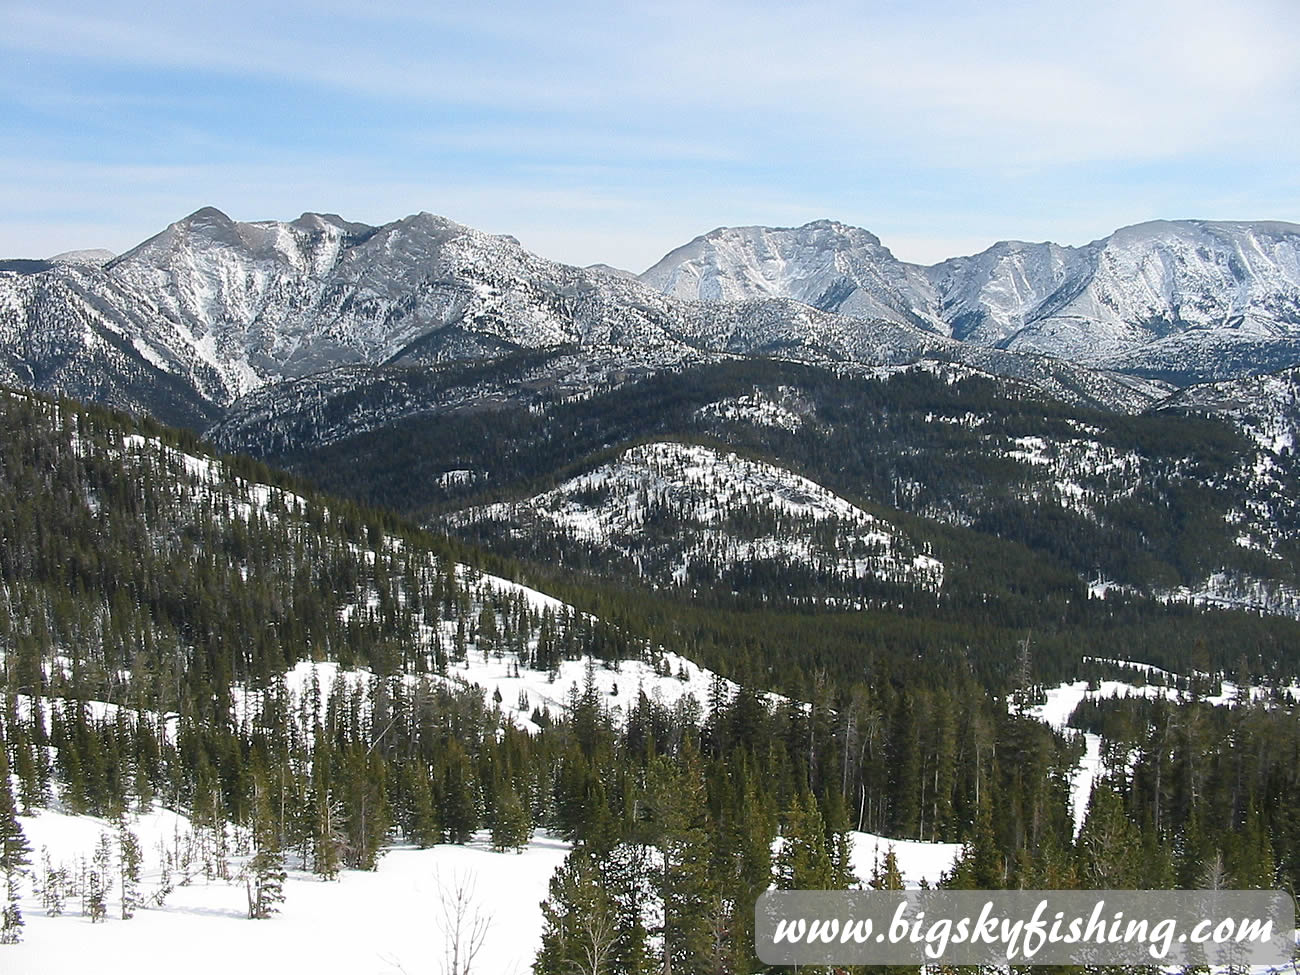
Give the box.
[1,0,1296,267]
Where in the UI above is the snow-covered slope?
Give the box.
[1149,366,1300,616]
[1161,364,1300,452]
[641,218,1300,383]
[8,802,570,975]
[48,248,116,267]
[451,441,942,598]
[0,207,1183,431]
[926,239,1093,343]
[988,221,1300,370]
[641,220,945,332]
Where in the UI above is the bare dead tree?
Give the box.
[434,869,492,975]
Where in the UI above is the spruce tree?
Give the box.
[645,745,715,975]
[341,746,390,870]
[39,847,66,917]
[404,763,441,848]
[776,790,833,889]
[1074,782,1142,888]
[822,787,857,888]
[946,789,1004,889]
[720,769,775,974]
[862,843,904,891]
[0,765,31,943]
[535,847,619,975]
[117,815,142,920]
[246,776,287,919]
[12,729,44,815]
[490,782,532,853]
[440,742,480,845]
[312,789,344,881]
[86,832,113,923]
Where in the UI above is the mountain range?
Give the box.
[4,208,1300,435]
[6,205,1300,622]
[641,217,1300,380]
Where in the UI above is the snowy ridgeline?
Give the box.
[640,216,1300,368]
[453,441,944,596]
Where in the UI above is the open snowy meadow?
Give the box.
[8,804,572,975]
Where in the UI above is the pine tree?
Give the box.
[0,765,31,943]
[535,847,619,975]
[1075,782,1142,888]
[869,846,905,890]
[311,788,345,881]
[12,728,44,815]
[776,790,833,889]
[117,815,142,920]
[823,787,857,888]
[39,847,65,917]
[645,745,715,975]
[309,736,344,880]
[946,789,1004,889]
[404,763,441,848]
[246,775,287,919]
[440,741,480,845]
[1227,804,1276,888]
[0,882,20,945]
[490,782,532,853]
[717,767,774,974]
[341,746,390,870]
[86,832,113,923]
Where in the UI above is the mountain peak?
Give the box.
[288,212,374,236]
[694,218,882,246]
[639,217,924,323]
[48,247,116,267]
[180,205,235,228]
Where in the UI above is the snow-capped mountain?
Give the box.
[48,248,116,267]
[641,218,1300,382]
[0,207,699,424]
[640,219,945,332]
[0,207,1191,431]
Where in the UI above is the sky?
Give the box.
[2,0,1299,270]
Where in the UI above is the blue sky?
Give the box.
[2,0,1298,269]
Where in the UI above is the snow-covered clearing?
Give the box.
[233,642,732,741]
[849,830,962,889]
[9,803,570,975]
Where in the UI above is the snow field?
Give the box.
[9,802,570,975]
[849,831,963,889]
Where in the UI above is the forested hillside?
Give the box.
[245,358,1298,606]
[1,386,1299,972]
